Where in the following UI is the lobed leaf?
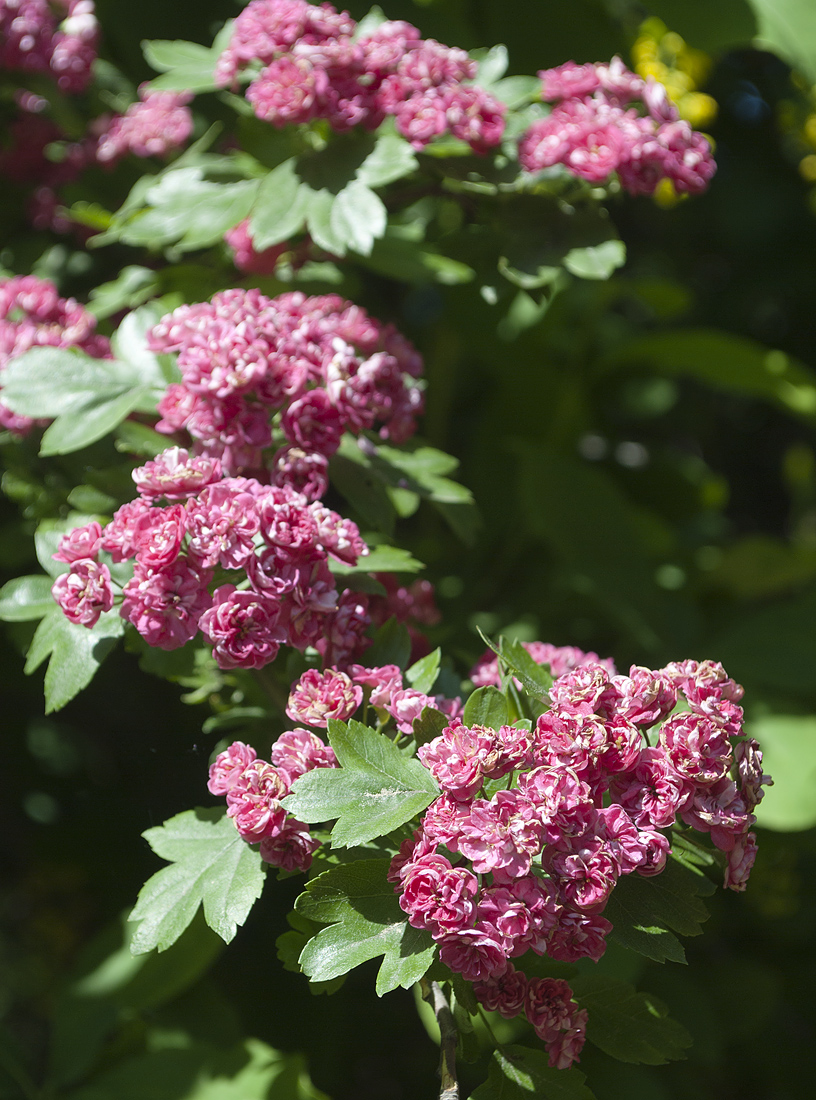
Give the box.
[471,1046,596,1100]
[128,808,265,953]
[25,607,125,714]
[571,976,692,1065]
[283,719,439,848]
[329,544,424,575]
[0,575,57,622]
[294,859,435,993]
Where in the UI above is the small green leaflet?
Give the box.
[604,856,714,964]
[470,1046,596,1100]
[476,629,553,701]
[365,616,412,669]
[571,975,692,1065]
[62,1039,325,1100]
[282,719,439,848]
[294,859,435,995]
[405,647,441,694]
[1,305,168,456]
[25,607,125,714]
[142,22,234,93]
[412,706,449,747]
[128,809,265,954]
[0,575,55,622]
[329,544,424,575]
[463,685,509,729]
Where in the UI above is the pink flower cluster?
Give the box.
[518,57,716,195]
[0,274,110,435]
[95,84,193,164]
[149,288,424,480]
[0,86,192,236]
[51,445,373,668]
[475,973,587,1069]
[208,734,336,870]
[286,662,461,732]
[214,0,505,152]
[388,653,769,1064]
[0,0,98,93]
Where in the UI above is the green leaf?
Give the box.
[115,420,171,457]
[603,857,713,965]
[748,0,816,84]
[498,198,623,289]
[295,859,435,993]
[329,544,424,575]
[0,575,56,622]
[563,239,627,280]
[128,808,265,953]
[250,159,309,248]
[39,387,149,456]
[516,447,687,654]
[120,171,259,251]
[471,1045,596,1100]
[491,75,541,109]
[366,616,412,669]
[283,719,439,847]
[329,449,397,533]
[360,232,475,285]
[305,187,344,253]
[51,913,223,1087]
[602,329,816,424]
[642,0,756,54]
[142,36,226,93]
[500,636,554,700]
[88,266,158,320]
[25,607,125,714]
[1,347,137,418]
[356,132,418,188]
[473,44,510,87]
[330,180,387,256]
[1,333,164,455]
[603,901,687,965]
[405,648,441,694]
[63,1039,325,1100]
[412,706,449,747]
[571,976,692,1065]
[749,714,816,830]
[463,685,509,729]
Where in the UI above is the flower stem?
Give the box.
[419,977,459,1100]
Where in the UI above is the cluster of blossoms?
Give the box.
[208,734,336,871]
[1,95,192,236]
[285,662,460,732]
[386,646,770,1067]
[0,274,110,435]
[50,445,376,669]
[0,0,98,92]
[518,57,716,195]
[149,288,424,480]
[214,0,505,152]
[94,84,194,163]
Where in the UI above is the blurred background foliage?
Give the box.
[4,0,816,1098]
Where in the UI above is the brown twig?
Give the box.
[420,977,459,1100]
